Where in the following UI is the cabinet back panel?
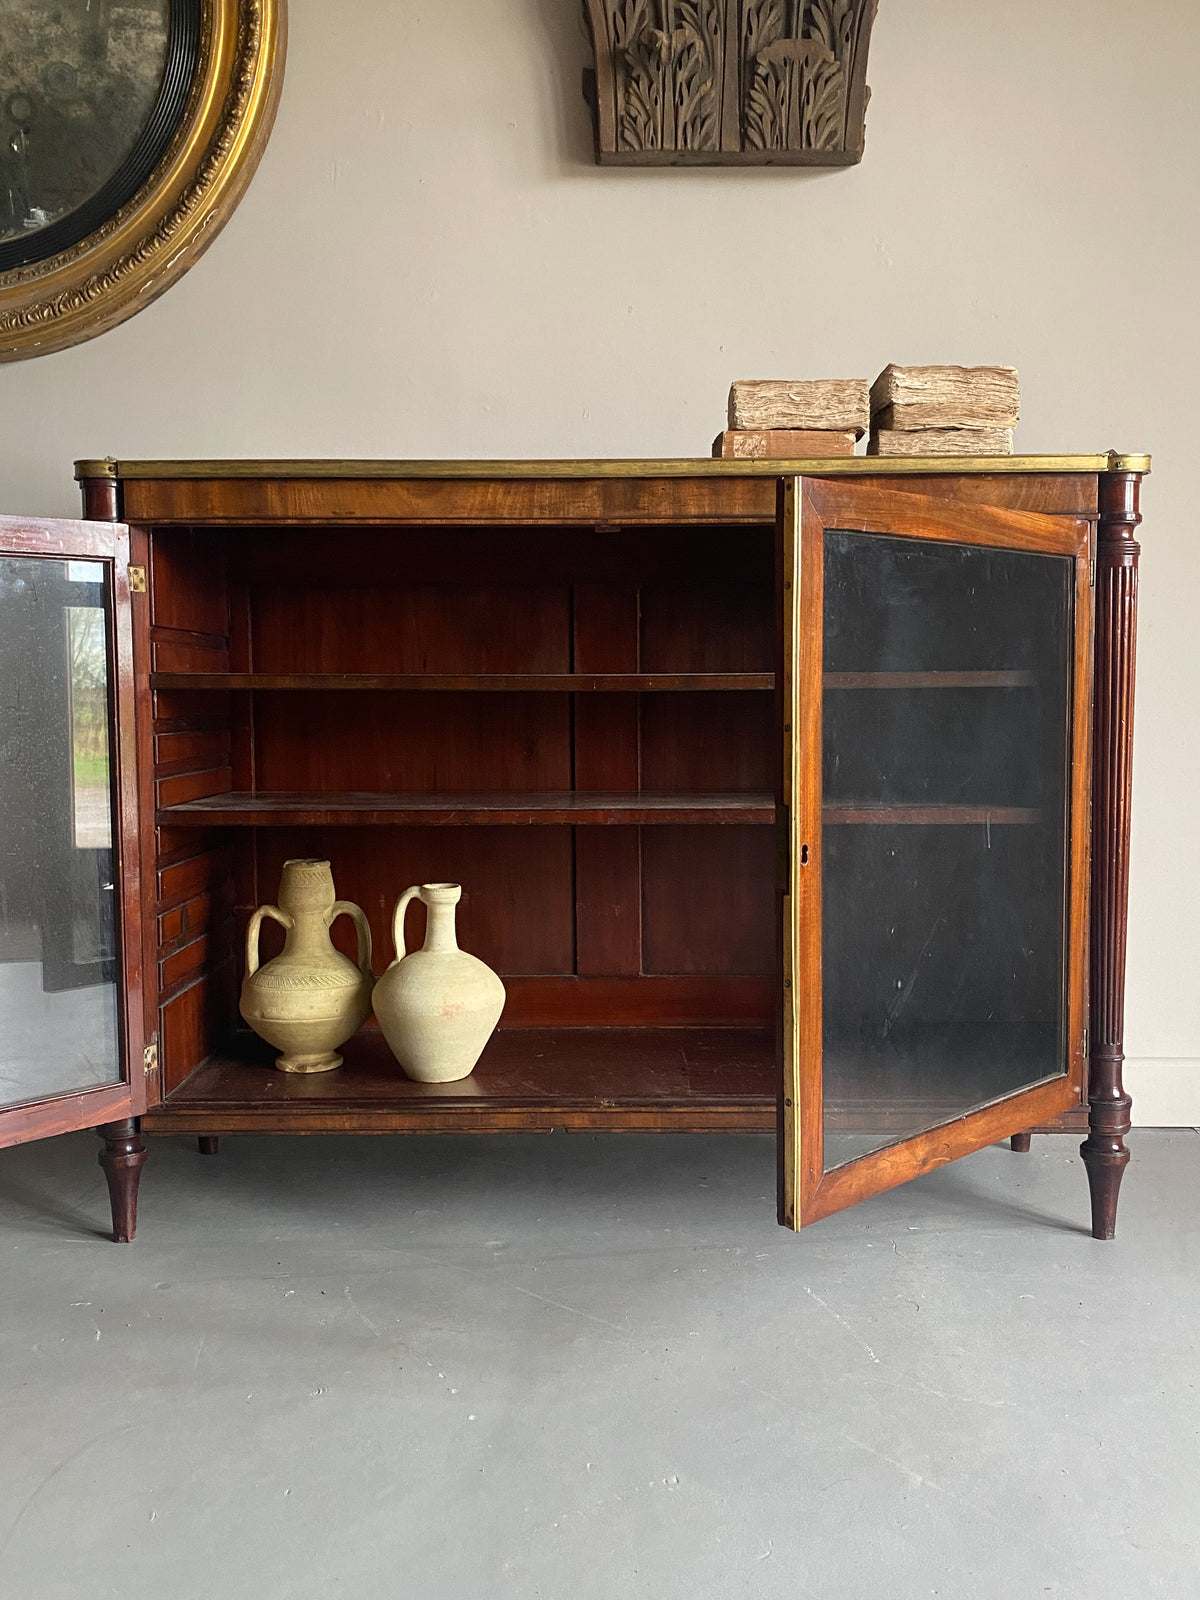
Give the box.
[250,826,576,977]
[643,826,775,975]
[640,693,772,792]
[640,583,773,671]
[253,693,572,791]
[231,525,773,589]
[250,585,571,673]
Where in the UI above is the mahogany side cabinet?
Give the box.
[0,453,1149,1242]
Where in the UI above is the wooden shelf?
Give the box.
[158,791,1038,829]
[158,790,776,827]
[152,670,1031,694]
[151,672,775,692]
[823,670,1037,690]
[144,1027,777,1135]
[823,804,1040,826]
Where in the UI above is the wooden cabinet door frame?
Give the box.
[778,477,1094,1228]
[0,516,147,1149]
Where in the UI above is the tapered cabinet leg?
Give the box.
[198,1136,220,1157]
[97,1119,147,1243]
[1010,1132,1032,1153]
[1081,470,1142,1240]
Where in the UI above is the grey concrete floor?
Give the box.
[0,1129,1197,1600]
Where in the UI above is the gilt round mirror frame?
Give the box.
[0,0,285,361]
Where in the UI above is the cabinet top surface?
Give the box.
[75,453,1150,481]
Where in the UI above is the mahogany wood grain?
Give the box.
[253,691,572,793]
[640,693,773,793]
[0,513,125,558]
[806,479,1091,559]
[79,475,122,521]
[863,474,1097,517]
[154,730,232,773]
[156,767,235,809]
[161,931,217,991]
[782,479,1094,1228]
[804,1076,1079,1224]
[251,582,570,673]
[1081,471,1142,1238]
[149,529,230,637]
[158,844,236,909]
[575,830,644,976]
[232,525,770,591]
[120,472,1099,528]
[572,585,643,975]
[152,638,231,673]
[129,519,160,1106]
[640,581,774,671]
[161,963,236,1093]
[159,888,228,947]
[159,791,776,826]
[642,827,775,976]
[0,1084,143,1152]
[151,672,774,692]
[122,476,779,526]
[142,1028,777,1136]
[499,975,773,1026]
[784,482,827,1225]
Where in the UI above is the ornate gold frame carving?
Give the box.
[0,0,286,362]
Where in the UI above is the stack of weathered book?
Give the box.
[868,365,1019,456]
[714,379,870,458]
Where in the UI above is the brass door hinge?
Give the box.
[144,1041,158,1075]
[129,565,147,593]
[1081,1028,1089,1060]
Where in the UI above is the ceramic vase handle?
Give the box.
[392,885,424,963]
[330,901,373,977]
[246,904,292,976]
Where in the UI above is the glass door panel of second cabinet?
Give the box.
[0,555,121,1108]
[820,530,1073,1169]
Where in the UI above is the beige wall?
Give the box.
[3,0,1197,1119]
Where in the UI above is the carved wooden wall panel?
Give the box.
[583,0,878,165]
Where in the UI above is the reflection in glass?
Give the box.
[0,0,170,245]
[821,532,1073,1170]
[0,556,120,1109]
[68,606,112,849]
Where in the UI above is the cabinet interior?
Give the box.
[147,520,779,1129]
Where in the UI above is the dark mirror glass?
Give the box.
[820,531,1074,1170]
[0,555,121,1109]
[0,0,170,247]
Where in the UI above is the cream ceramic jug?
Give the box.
[373,883,505,1083]
[239,859,374,1073]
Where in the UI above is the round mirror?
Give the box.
[0,0,284,360]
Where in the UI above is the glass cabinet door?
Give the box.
[778,479,1092,1228]
[0,515,144,1149]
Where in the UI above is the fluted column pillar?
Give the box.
[1081,469,1143,1239]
